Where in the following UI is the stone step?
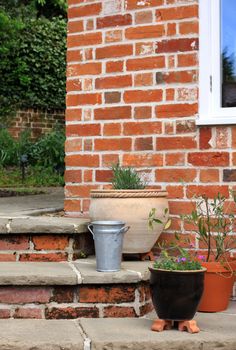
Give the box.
[0,306,235,350]
[0,258,152,319]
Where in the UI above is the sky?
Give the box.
[221,0,236,74]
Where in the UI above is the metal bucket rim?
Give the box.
[90,220,126,226]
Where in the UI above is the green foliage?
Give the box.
[148,207,171,231]
[181,193,236,262]
[0,3,66,122]
[0,166,64,187]
[111,163,146,190]
[0,128,65,174]
[153,248,203,271]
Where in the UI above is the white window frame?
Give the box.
[198,0,236,125]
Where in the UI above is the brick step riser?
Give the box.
[0,283,153,319]
[0,233,94,262]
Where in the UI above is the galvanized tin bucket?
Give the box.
[88,221,130,272]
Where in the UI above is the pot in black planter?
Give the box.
[149,250,206,333]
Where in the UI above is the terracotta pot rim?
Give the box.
[201,260,236,273]
[149,267,207,273]
[90,189,168,198]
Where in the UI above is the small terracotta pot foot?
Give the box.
[178,320,200,334]
[151,319,172,332]
[140,251,155,261]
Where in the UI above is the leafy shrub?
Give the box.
[0,10,66,122]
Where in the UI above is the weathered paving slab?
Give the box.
[0,319,84,350]
[73,257,151,284]
[80,311,236,350]
[0,262,79,285]
[0,216,89,234]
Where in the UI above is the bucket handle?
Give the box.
[87,224,94,238]
[118,226,130,234]
[87,224,130,238]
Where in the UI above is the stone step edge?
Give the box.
[0,311,236,350]
[0,216,89,234]
[0,258,151,285]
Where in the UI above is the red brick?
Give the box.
[166,88,175,101]
[157,5,198,21]
[95,170,113,182]
[83,169,93,182]
[66,109,82,122]
[135,42,155,56]
[65,185,98,198]
[14,308,42,319]
[232,127,236,147]
[94,106,131,120]
[0,309,10,318]
[124,89,162,103]
[123,121,161,135]
[138,283,151,303]
[176,120,196,133]
[200,169,220,183]
[156,103,198,118]
[96,45,133,59]
[134,73,153,86]
[66,154,99,167]
[169,201,196,215]
[67,32,102,48]
[106,61,123,73]
[167,23,176,36]
[160,70,197,84]
[188,152,229,167]
[165,153,185,166]
[65,139,82,153]
[216,127,229,149]
[67,50,83,63]
[95,75,132,89]
[166,186,184,199]
[66,93,102,107]
[79,285,135,303]
[103,123,121,136]
[97,14,132,29]
[102,154,120,167]
[68,3,102,19]
[199,127,212,149]
[186,186,229,199]
[123,154,163,167]
[94,138,132,151]
[64,199,81,212]
[156,38,198,53]
[134,106,152,119]
[67,63,101,77]
[65,170,82,183]
[0,236,29,250]
[66,79,82,92]
[68,20,83,33]
[105,92,121,104]
[51,287,74,303]
[179,21,198,35]
[66,124,101,137]
[178,53,198,67]
[140,302,154,316]
[105,29,123,44]
[0,254,16,262]
[135,11,153,24]
[104,306,136,318]
[156,136,196,150]
[0,287,50,304]
[45,307,99,319]
[19,253,68,262]
[155,169,197,182]
[127,56,165,71]
[134,137,153,151]
[32,236,69,251]
[125,24,164,40]
[126,0,163,10]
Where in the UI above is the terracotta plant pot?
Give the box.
[198,261,235,312]
[89,189,168,254]
[149,267,206,321]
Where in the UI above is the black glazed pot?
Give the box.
[149,267,206,321]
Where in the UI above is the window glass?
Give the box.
[221,0,236,107]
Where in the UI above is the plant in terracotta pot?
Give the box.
[181,193,236,312]
[149,244,206,334]
[89,164,168,258]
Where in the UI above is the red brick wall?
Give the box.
[8,109,64,139]
[65,0,236,234]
